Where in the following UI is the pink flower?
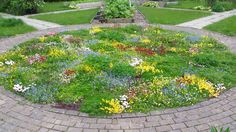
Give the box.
[47,32,56,36]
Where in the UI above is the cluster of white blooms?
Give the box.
[0,62,4,67]
[13,83,36,92]
[215,83,226,91]
[119,95,130,109]
[129,57,143,67]
[5,60,15,65]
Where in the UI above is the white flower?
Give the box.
[13,83,34,92]
[215,83,226,91]
[5,60,15,65]
[120,95,128,101]
[121,101,130,108]
[0,62,4,67]
[129,57,143,67]
[13,84,24,92]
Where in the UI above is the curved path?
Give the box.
[0,24,236,132]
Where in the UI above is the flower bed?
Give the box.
[0,25,235,116]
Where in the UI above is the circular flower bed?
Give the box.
[0,25,235,116]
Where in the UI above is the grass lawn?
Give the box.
[0,17,35,37]
[39,0,99,13]
[30,9,98,25]
[166,0,205,9]
[138,7,211,25]
[166,0,236,11]
[204,16,236,36]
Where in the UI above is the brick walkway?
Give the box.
[0,24,235,132]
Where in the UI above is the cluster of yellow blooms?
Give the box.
[82,65,94,73]
[89,26,102,34]
[100,99,124,114]
[178,74,220,97]
[135,62,161,74]
[140,38,151,44]
[48,48,66,57]
[39,36,47,43]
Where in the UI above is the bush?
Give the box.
[206,0,217,7]
[104,0,135,19]
[1,0,44,15]
[212,3,225,12]
[142,1,159,8]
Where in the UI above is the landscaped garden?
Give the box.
[0,25,235,116]
[0,0,236,131]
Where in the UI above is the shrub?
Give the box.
[212,3,225,12]
[1,0,44,15]
[104,0,135,19]
[206,0,217,7]
[142,1,159,8]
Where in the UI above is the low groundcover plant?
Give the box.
[0,25,235,116]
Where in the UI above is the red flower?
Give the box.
[135,47,155,56]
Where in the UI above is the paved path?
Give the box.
[0,1,102,30]
[0,13,62,30]
[0,24,236,132]
[178,9,236,29]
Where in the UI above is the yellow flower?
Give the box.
[82,65,94,73]
[140,38,151,44]
[135,62,161,74]
[39,36,46,43]
[48,48,66,57]
[89,26,102,34]
[100,99,124,114]
[109,63,113,68]
[175,33,183,37]
[178,74,219,97]
[169,47,177,52]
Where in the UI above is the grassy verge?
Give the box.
[204,16,236,36]
[30,9,98,25]
[39,0,99,13]
[138,7,211,25]
[0,17,35,37]
[165,0,236,11]
[166,0,206,9]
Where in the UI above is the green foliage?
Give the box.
[211,127,230,132]
[1,0,44,15]
[206,0,217,7]
[104,0,135,19]
[212,3,225,12]
[142,1,159,8]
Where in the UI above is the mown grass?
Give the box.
[138,7,211,25]
[0,17,35,37]
[30,9,98,25]
[204,16,236,36]
[166,0,206,9]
